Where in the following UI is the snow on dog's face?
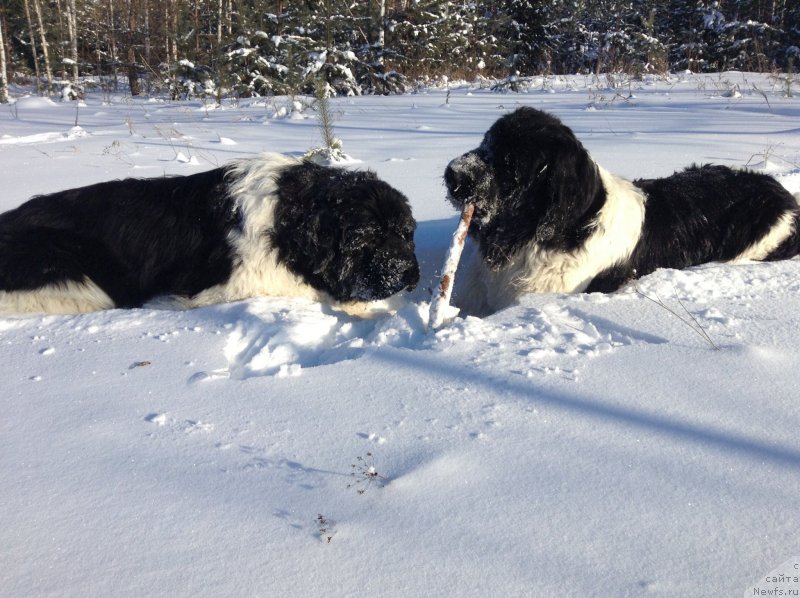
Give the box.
[273,162,419,302]
[444,107,605,269]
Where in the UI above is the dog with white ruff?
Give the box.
[444,107,800,316]
[0,153,419,315]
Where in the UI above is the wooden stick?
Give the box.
[428,202,475,330]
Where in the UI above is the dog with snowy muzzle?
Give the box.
[0,154,419,316]
[445,106,800,316]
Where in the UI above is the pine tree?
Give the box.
[506,0,564,74]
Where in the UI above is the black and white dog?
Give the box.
[0,153,419,315]
[445,107,800,315]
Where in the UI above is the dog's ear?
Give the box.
[529,143,604,248]
[307,210,338,275]
[271,204,354,299]
[472,152,558,268]
[477,142,604,268]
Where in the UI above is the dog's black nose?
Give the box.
[354,252,420,301]
[403,260,420,291]
[382,257,419,295]
[444,160,465,196]
[445,154,483,207]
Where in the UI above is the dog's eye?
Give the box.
[348,225,375,240]
[397,224,415,240]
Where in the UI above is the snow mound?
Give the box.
[191,299,426,380]
[14,96,59,110]
[172,152,201,165]
[181,295,658,382]
[212,135,237,145]
[0,126,90,146]
[304,146,361,165]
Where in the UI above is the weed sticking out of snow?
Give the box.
[635,286,720,350]
[316,514,336,543]
[347,452,387,495]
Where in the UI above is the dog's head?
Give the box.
[273,162,419,303]
[444,107,604,269]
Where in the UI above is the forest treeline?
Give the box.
[0,0,798,102]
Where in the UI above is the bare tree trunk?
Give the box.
[22,0,43,94]
[127,0,140,95]
[32,0,54,95]
[217,0,223,44]
[0,13,9,103]
[65,0,80,81]
[144,0,151,66]
[773,0,786,26]
[369,0,385,62]
[377,0,385,60]
[166,0,178,98]
[54,0,67,78]
[165,0,171,65]
[170,0,178,65]
[127,46,139,95]
[193,0,200,59]
[325,0,332,51]
[108,0,119,90]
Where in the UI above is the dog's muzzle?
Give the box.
[444,157,471,206]
[445,151,491,209]
[352,249,419,301]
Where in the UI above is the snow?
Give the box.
[1,73,800,597]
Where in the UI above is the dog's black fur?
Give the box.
[272,162,419,304]
[598,164,800,292]
[445,107,800,313]
[0,154,419,314]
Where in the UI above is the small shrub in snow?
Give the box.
[169,60,217,100]
[304,78,356,165]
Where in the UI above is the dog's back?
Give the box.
[631,165,800,270]
[587,165,800,293]
[0,168,238,311]
[1,153,420,315]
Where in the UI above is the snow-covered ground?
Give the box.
[1,72,799,597]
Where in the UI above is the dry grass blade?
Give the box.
[636,286,719,350]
